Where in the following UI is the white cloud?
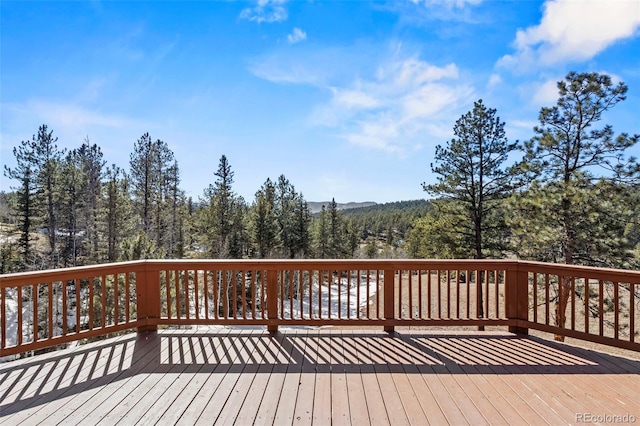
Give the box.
[240,0,288,24]
[487,73,502,88]
[312,57,474,152]
[25,100,142,130]
[510,119,538,130]
[287,27,307,44]
[530,78,560,106]
[248,46,357,86]
[499,0,640,69]
[330,87,381,109]
[249,59,324,85]
[1,100,149,151]
[250,44,475,152]
[391,59,459,86]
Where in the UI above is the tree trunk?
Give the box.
[555,185,574,341]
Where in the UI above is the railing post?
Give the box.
[267,270,278,334]
[137,264,160,333]
[384,269,395,333]
[506,263,529,335]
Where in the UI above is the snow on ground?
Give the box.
[281,276,378,320]
[1,289,79,363]
[1,298,19,362]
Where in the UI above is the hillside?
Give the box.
[342,199,432,244]
[340,199,431,217]
[307,201,377,214]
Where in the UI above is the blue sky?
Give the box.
[2,0,640,203]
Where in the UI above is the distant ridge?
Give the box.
[307,201,377,214]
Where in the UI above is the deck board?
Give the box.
[341,333,370,426]
[368,334,411,425]
[356,334,390,426]
[375,335,427,425]
[232,332,285,425]
[9,334,147,425]
[194,329,258,425]
[292,330,316,425]
[94,330,192,424]
[329,330,351,426]
[311,333,332,426]
[215,331,273,425]
[1,327,640,425]
[252,329,295,425]
[275,330,307,425]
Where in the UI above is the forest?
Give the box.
[2,71,639,274]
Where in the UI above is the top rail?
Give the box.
[4,259,640,285]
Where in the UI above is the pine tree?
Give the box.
[275,175,296,257]
[228,197,249,258]
[77,141,105,263]
[103,165,133,262]
[423,99,523,260]
[31,125,65,266]
[512,72,640,339]
[3,139,38,269]
[292,194,312,258]
[406,206,469,259]
[59,149,85,266]
[129,133,156,235]
[203,155,237,257]
[315,205,329,259]
[129,133,177,256]
[327,198,345,258]
[165,159,183,258]
[251,178,278,258]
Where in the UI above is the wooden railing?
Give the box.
[1,259,639,357]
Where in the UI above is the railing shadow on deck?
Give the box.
[2,329,640,418]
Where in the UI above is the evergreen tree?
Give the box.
[59,148,85,266]
[182,197,197,254]
[103,165,134,262]
[5,125,65,268]
[315,205,329,258]
[165,159,184,258]
[423,99,523,260]
[3,139,38,269]
[327,198,345,258]
[77,141,105,262]
[32,125,65,266]
[228,197,249,258]
[129,133,177,256]
[274,175,311,258]
[130,133,155,234]
[515,72,639,266]
[153,141,176,255]
[365,238,377,259]
[292,194,312,257]
[345,219,360,257]
[251,178,278,258]
[275,175,297,257]
[512,72,640,339]
[203,155,237,257]
[406,206,470,259]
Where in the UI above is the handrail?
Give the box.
[1,259,639,358]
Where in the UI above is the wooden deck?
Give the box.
[1,327,640,425]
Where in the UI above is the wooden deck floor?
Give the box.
[1,327,640,425]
